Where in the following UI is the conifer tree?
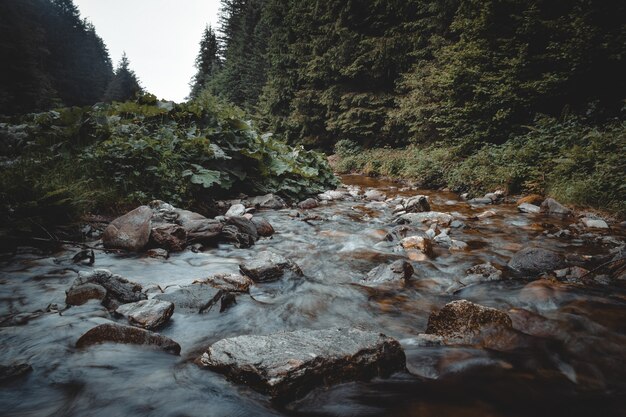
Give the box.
[189,25,221,99]
[103,53,143,103]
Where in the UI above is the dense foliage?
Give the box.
[0,0,114,115]
[0,93,338,230]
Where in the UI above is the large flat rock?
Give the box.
[239,251,302,282]
[115,299,174,330]
[199,328,405,401]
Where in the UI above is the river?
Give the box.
[1,175,625,416]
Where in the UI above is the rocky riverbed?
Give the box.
[1,175,625,416]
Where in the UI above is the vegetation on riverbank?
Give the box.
[334,116,626,218]
[0,92,338,232]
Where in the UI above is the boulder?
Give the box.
[246,194,287,209]
[364,189,386,201]
[76,323,180,355]
[220,225,255,248]
[518,203,541,214]
[72,269,146,309]
[65,283,107,306]
[115,299,174,330]
[150,223,187,251]
[318,190,347,201]
[425,300,512,344]
[202,273,254,292]
[227,216,258,240]
[400,235,432,254]
[396,212,454,226]
[251,217,275,237]
[198,328,405,401]
[508,247,565,275]
[225,203,246,217]
[102,206,152,251]
[182,218,223,243]
[298,198,318,210]
[154,283,225,313]
[239,251,302,282]
[540,198,571,216]
[404,195,431,213]
[361,260,414,285]
[581,217,609,229]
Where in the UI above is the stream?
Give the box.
[1,175,625,417]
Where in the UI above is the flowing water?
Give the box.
[1,175,625,417]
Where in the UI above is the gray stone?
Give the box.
[102,206,152,251]
[581,218,609,229]
[298,198,318,209]
[73,269,146,308]
[65,283,107,306]
[364,189,386,201]
[239,251,302,282]
[154,283,224,313]
[518,203,541,214]
[251,217,275,237]
[508,247,565,275]
[246,194,287,209]
[404,195,431,213]
[202,273,254,292]
[146,248,169,259]
[396,212,454,226]
[76,323,180,355]
[540,198,572,216]
[468,197,493,205]
[225,204,246,217]
[198,328,406,401]
[361,260,414,285]
[220,224,255,248]
[227,216,258,240]
[116,299,174,330]
[425,300,512,344]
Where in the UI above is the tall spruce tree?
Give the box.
[189,25,221,99]
[103,53,143,102]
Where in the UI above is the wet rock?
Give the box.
[518,203,541,214]
[246,194,287,209]
[200,273,254,292]
[318,190,347,201]
[220,224,255,248]
[239,251,302,282]
[400,235,432,254]
[198,328,406,401]
[433,232,468,251]
[0,363,32,383]
[468,197,493,205]
[72,249,94,265]
[403,195,431,213]
[298,198,318,210]
[581,217,609,229]
[384,225,420,242]
[225,203,246,217]
[477,209,497,219]
[361,260,414,285]
[364,189,386,201]
[102,206,152,251]
[484,191,505,203]
[396,212,454,226]
[251,217,275,237]
[508,247,565,275]
[553,266,590,284]
[227,216,258,240]
[182,217,223,243]
[150,223,187,251]
[76,323,180,355]
[154,283,224,313]
[462,262,502,285]
[540,198,572,216]
[450,220,465,228]
[146,248,169,259]
[72,269,146,309]
[425,300,512,344]
[65,283,107,306]
[518,279,572,310]
[115,299,174,330]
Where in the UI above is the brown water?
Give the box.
[1,175,625,417]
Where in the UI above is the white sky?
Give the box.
[74,0,221,102]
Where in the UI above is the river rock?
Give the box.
[251,217,275,237]
[400,235,432,254]
[540,198,571,216]
[72,269,146,309]
[182,217,223,243]
[154,283,225,313]
[246,194,287,209]
[318,190,347,201]
[198,328,406,401]
[396,212,454,226]
[384,225,421,241]
[518,203,541,214]
[425,300,512,344]
[468,197,493,205]
[202,273,253,292]
[364,189,386,201]
[220,224,255,248]
[239,251,302,282]
[115,299,174,330]
[508,247,565,275]
[298,198,318,209]
[581,217,609,229]
[150,223,187,251]
[146,248,168,259]
[462,262,502,285]
[404,195,431,213]
[102,206,152,251]
[361,260,414,285]
[76,323,180,355]
[227,216,258,240]
[225,203,246,217]
[65,283,107,306]
[433,232,468,251]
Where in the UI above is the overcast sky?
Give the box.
[74,0,221,102]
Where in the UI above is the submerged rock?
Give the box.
[198,328,406,401]
[154,283,225,313]
[540,198,572,216]
[239,251,302,282]
[65,283,107,306]
[298,198,318,210]
[361,259,414,285]
[146,248,169,259]
[70,269,146,309]
[396,211,454,226]
[76,323,180,355]
[425,300,512,344]
[518,203,541,214]
[462,262,502,285]
[102,206,152,252]
[508,247,565,275]
[202,273,254,292]
[115,299,174,330]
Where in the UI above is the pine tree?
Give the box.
[103,53,143,103]
[189,25,221,99]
